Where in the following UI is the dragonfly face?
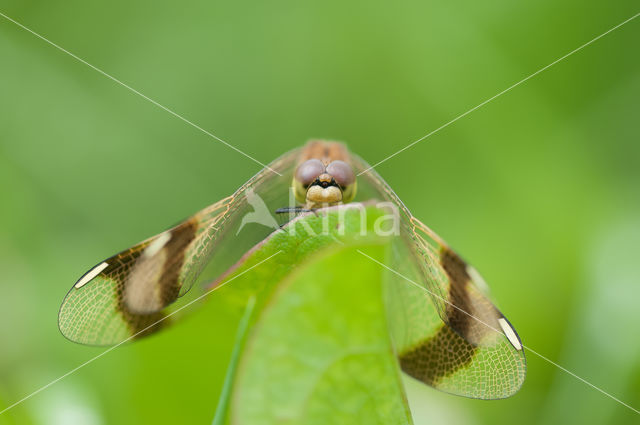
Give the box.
[293,144,357,208]
[59,139,525,400]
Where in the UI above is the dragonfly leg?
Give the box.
[275,206,314,214]
[275,206,316,228]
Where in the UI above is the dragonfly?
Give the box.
[59,140,526,400]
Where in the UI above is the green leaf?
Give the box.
[211,205,412,424]
[212,204,398,310]
[233,243,411,424]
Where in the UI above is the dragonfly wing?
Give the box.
[59,148,301,345]
[351,154,526,399]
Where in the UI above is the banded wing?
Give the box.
[59,148,301,346]
[351,155,526,399]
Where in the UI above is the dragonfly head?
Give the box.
[293,159,357,207]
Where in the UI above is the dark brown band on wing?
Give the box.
[398,247,481,384]
[111,245,145,306]
[156,218,199,306]
[399,325,477,385]
[111,218,198,337]
[440,247,473,339]
[109,245,168,337]
[124,310,167,338]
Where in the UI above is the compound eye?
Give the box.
[295,159,325,186]
[326,160,355,187]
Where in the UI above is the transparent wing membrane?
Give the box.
[351,153,526,399]
[58,148,301,345]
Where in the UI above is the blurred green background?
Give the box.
[1,1,639,424]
